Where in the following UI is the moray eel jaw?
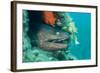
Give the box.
[47,38,68,44]
[39,39,68,50]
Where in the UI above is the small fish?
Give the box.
[42,11,56,27]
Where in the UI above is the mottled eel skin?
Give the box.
[37,23,70,50]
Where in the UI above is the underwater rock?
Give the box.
[67,21,78,33]
[23,10,29,32]
[23,10,32,51]
[55,13,66,27]
[55,12,79,45]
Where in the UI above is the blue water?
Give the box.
[67,12,91,60]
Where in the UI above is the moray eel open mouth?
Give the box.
[47,38,68,44]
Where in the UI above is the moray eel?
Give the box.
[37,24,70,50]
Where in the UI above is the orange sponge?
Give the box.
[42,11,56,26]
